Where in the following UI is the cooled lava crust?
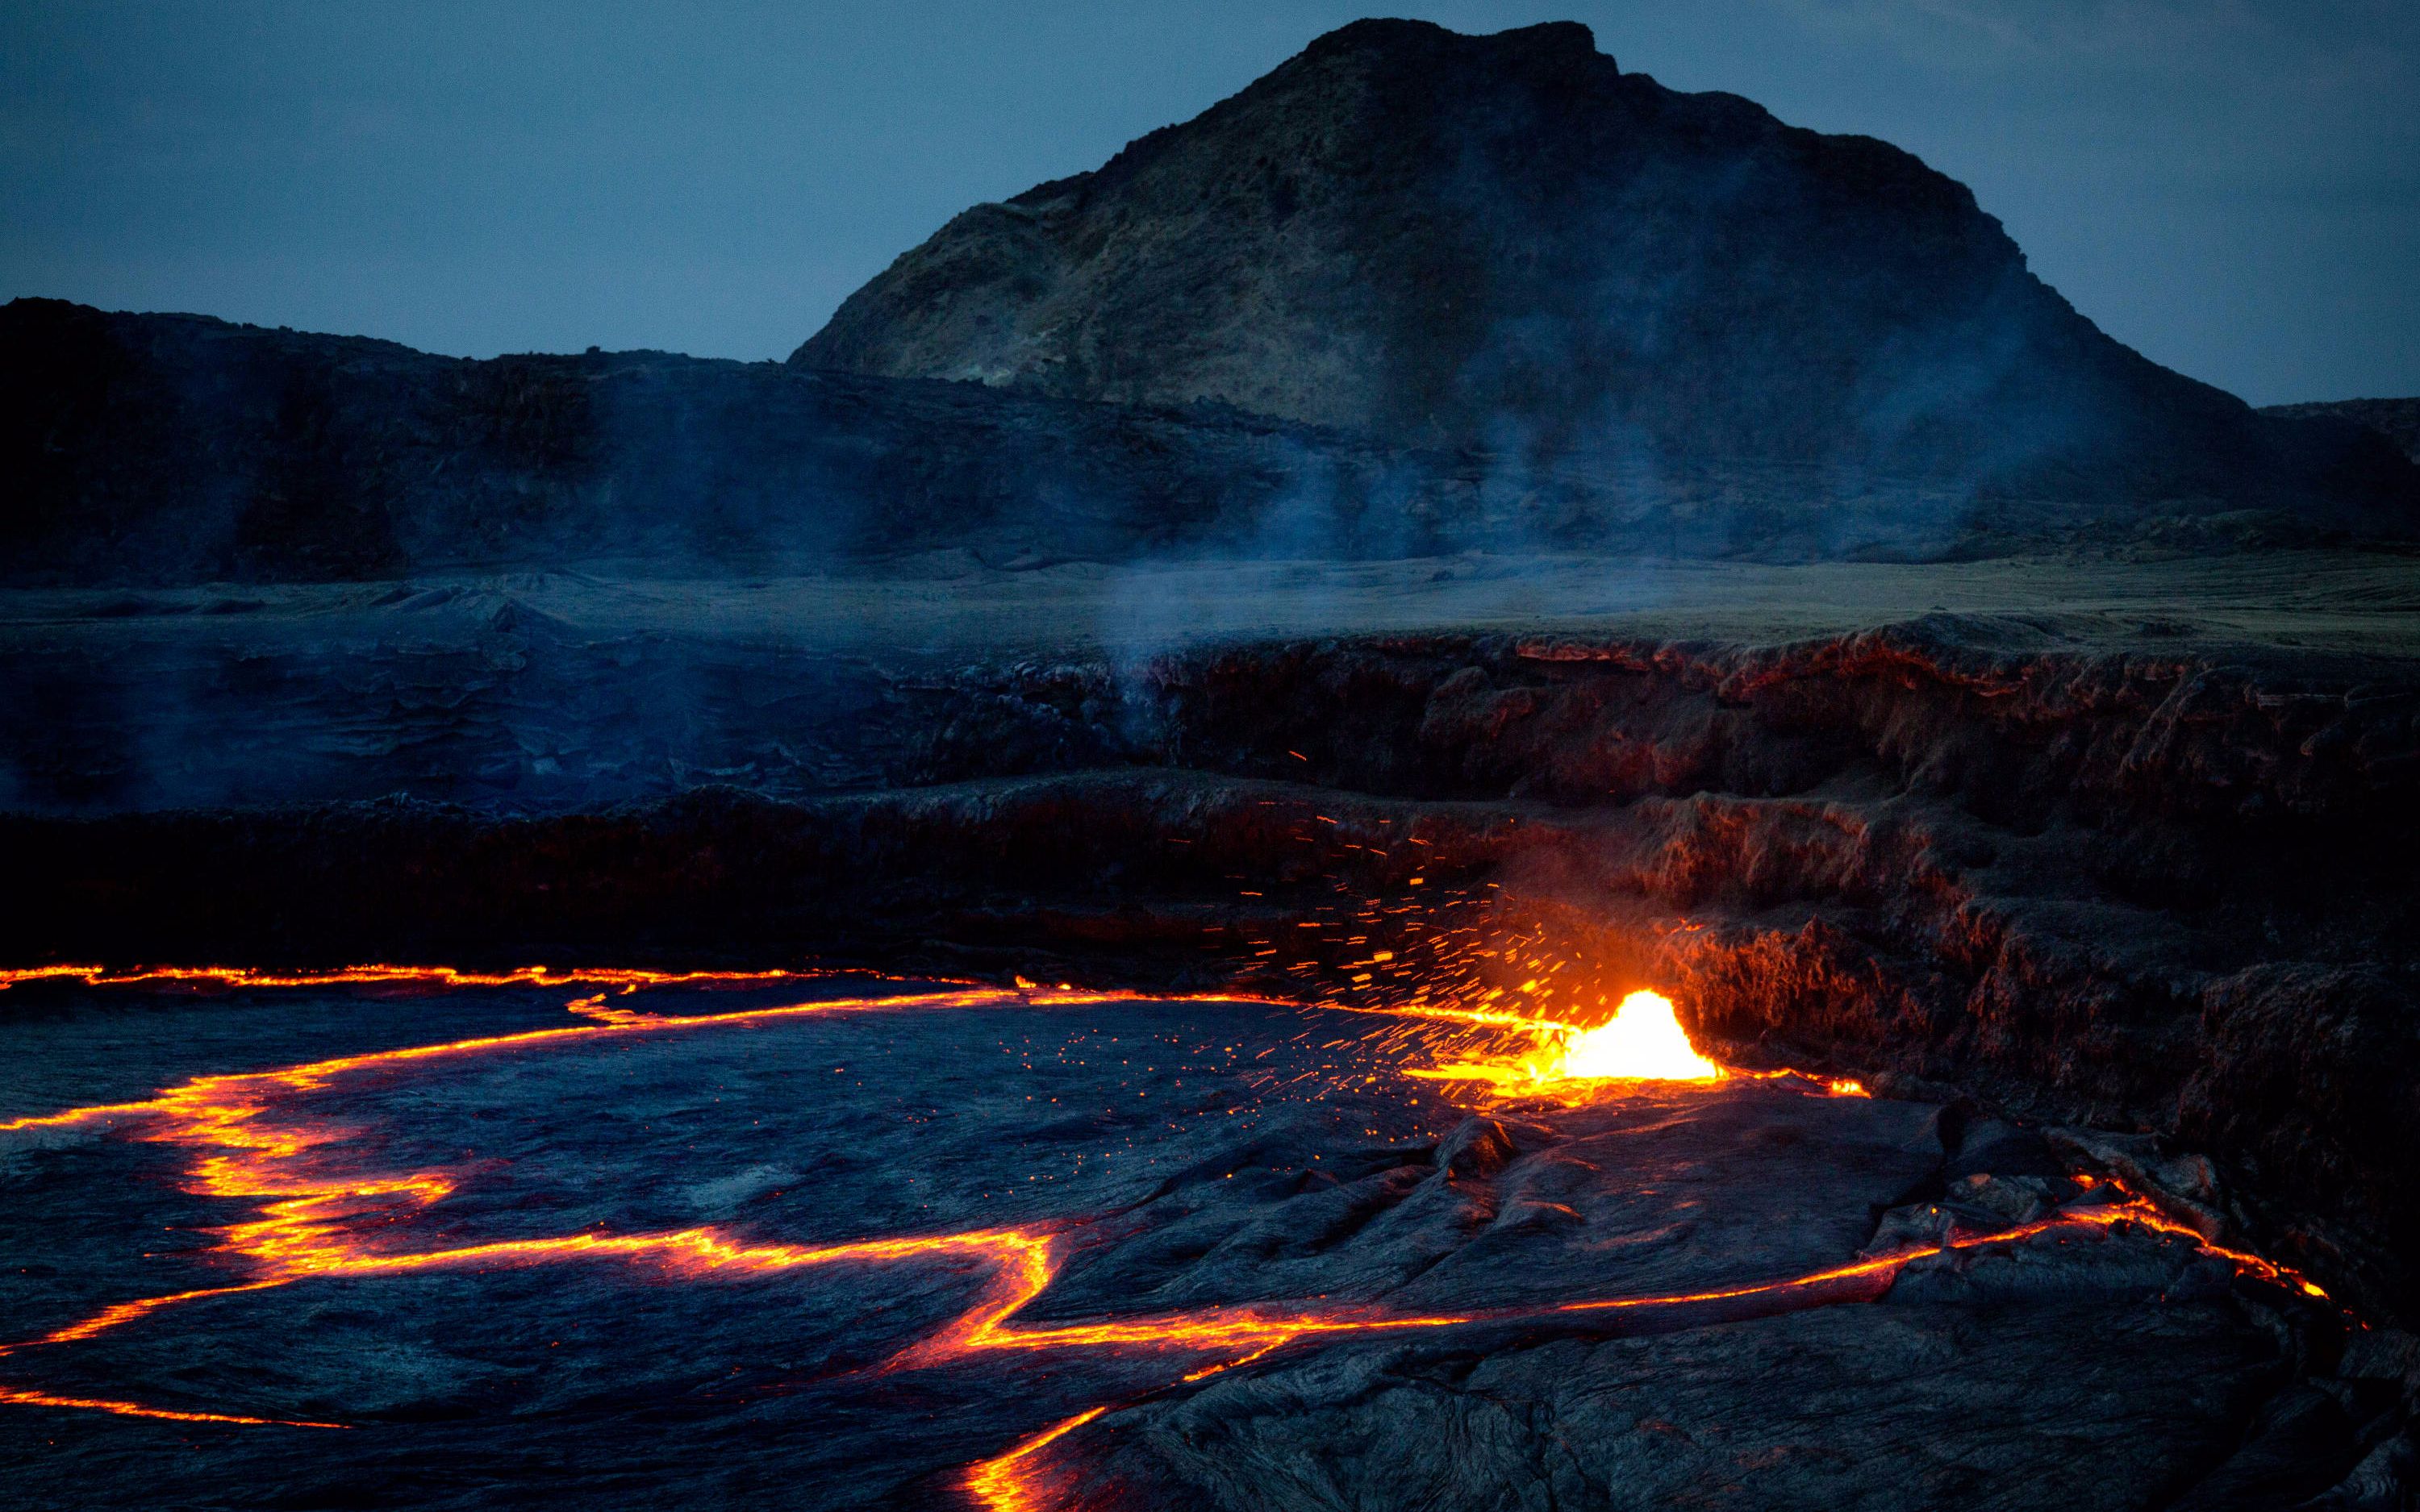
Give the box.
[0,973,2393,1508]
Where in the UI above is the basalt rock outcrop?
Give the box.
[797,19,2418,531]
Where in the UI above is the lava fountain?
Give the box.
[1558,989,1725,1081]
[1410,988,1725,1096]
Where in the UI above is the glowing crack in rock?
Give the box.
[0,964,875,993]
[0,964,2337,1512]
[965,1406,1108,1512]
[0,1385,346,1430]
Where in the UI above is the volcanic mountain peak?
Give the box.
[794,19,2417,519]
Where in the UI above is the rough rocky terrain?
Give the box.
[6,18,2419,1506]
[2266,400,2420,465]
[6,346,2417,1499]
[23,298,2408,580]
[0,297,1442,584]
[8,573,2419,1511]
[799,20,2415,533]
[10,549,2418,813]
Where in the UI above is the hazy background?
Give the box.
[3,0,2412,406]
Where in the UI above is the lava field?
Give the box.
[0,968,2376,1510]
[5,592,2418,1507]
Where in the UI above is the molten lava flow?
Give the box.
[0,963,862,994]
[965,1406,1107,1512]
[1411,988,1725,1096]
[0,1385,344,1430]
[0,960,2343,1512]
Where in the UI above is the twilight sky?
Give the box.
[3,1,2412,406]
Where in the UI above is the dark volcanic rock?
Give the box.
[798,19,2417,528]
[5,607,2417,1500]
[0,298,1504,584]
[1056,1296,2277,1512]
[7,292,2413,581]
[2264,398,2420,464]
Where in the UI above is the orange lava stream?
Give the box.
[0,963,2336,1510]
[0,1385,345,1431]
[946,1187,2333,1509]
[0,963,856,993]
[0,981,1296,1393]
[965,1406,1108,1512]
[0,984,1068,1137]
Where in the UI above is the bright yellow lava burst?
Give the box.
[1412,989,1725,1094]
[1558,989,1725,1081]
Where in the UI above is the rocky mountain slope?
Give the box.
[22,298,2405,583]
[798,19,2414,524]
[2,297,1445,585]
[2266,398,2420,464]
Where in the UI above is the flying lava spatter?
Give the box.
[0,964,2338,1512]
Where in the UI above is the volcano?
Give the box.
[6,14,2420,1512]
[796,20,2414,527]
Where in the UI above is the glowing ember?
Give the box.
[1412,988,1725,1094]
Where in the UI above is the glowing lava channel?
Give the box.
[0,965,2338,1512]
[0,963,870,993]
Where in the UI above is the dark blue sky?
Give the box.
[4,1,2412,405]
